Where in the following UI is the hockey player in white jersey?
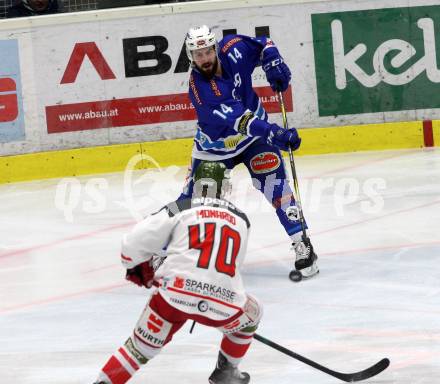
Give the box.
[93,161,262,384]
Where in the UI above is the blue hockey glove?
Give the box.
[262,50,291,92]
[266,124,301,151]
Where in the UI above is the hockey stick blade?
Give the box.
[254,333,390,382]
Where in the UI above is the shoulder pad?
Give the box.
[164,199,192,217]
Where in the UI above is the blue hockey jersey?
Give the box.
[188,34,279,160]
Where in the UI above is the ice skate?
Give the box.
[290,236,319,282]
[208,352,250,384]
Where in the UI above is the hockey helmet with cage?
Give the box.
[185,25,218,62]
[193,161,231,199]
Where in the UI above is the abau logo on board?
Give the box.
[0,39,25,143]
[312,5,440,116]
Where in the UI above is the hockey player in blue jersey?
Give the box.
[181,25,319,281]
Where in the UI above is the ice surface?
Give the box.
[1,148,439,383]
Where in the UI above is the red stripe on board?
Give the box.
[118,347,139,371]
[423,120,434,147]
[45,86,293,133]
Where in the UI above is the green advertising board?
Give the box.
[312,5,440,116]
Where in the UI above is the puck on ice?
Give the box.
[289,270,302,282]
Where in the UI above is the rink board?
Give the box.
[1,0,440,182]
[0,119,434,183]
[2,0,440,159]
[432,120,440,144]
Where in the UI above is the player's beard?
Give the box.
[198,57,219,79]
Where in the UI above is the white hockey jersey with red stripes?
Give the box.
[121,196,251,321]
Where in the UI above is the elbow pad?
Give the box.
[235,110,271,137]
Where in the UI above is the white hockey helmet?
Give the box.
[185,25,217,62]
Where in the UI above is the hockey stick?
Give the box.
[277,91,307,241]
[254,333,390,382]
[278,91,313,282]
